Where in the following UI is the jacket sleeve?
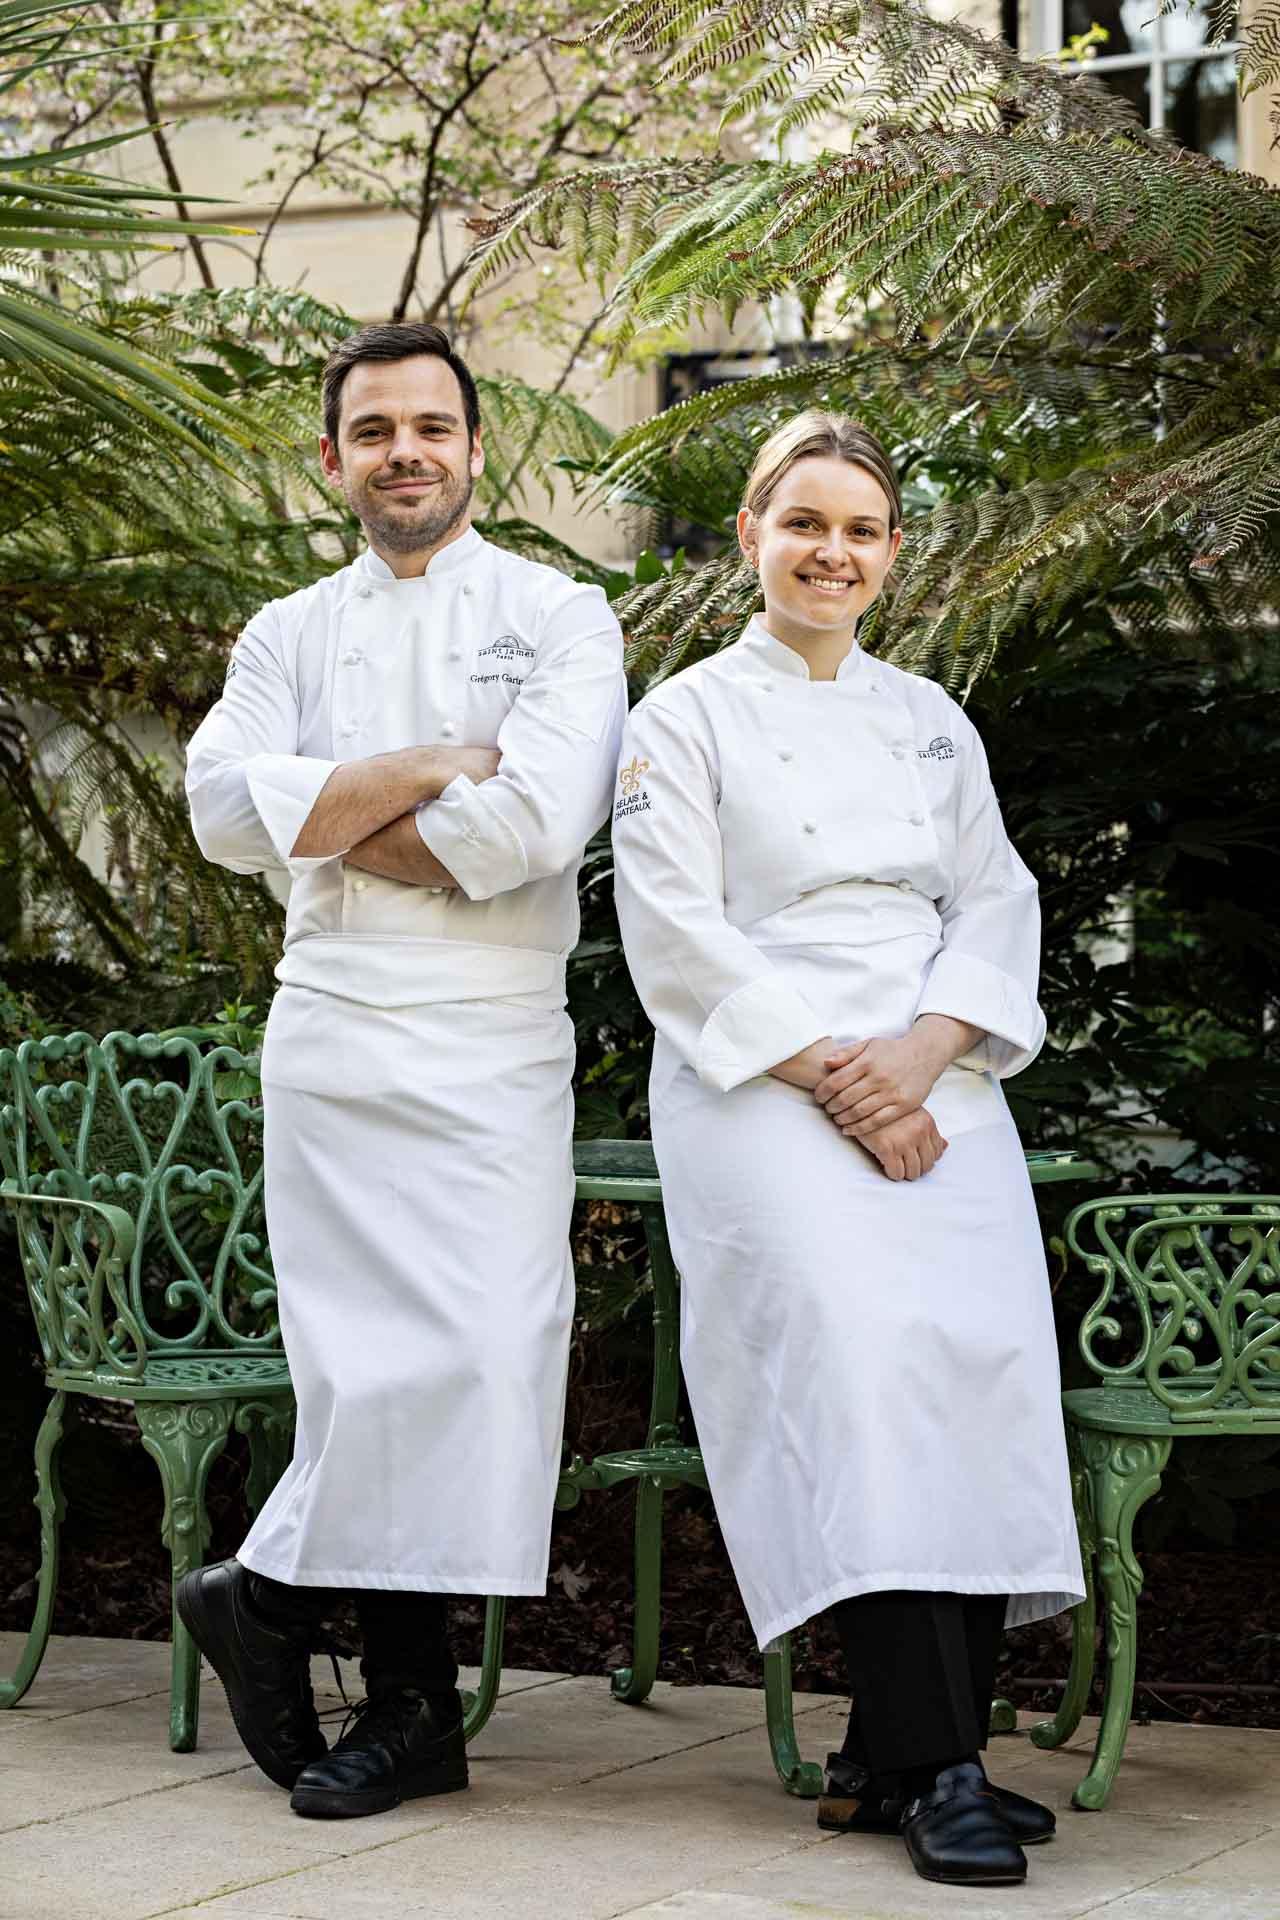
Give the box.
[612,696,828,1093]
[184,606,345,879]
[416,581,627,901]
[913,708,1046,1077]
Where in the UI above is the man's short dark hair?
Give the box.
[321,322,481,449]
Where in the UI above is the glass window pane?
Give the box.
[1164,55,1238,161]
[1064,0,1157,54]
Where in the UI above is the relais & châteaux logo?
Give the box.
[614,756,652,821]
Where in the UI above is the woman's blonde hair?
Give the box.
[742,410,902,532]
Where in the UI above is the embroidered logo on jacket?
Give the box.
[614,756,652,821]
[471,633,534,688]
[917,735,955,761]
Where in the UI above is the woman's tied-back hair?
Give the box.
[743,411,902,532]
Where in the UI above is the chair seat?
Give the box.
[1064,1382,1280,1436]
[47,1352,293,1402]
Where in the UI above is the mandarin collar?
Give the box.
[358,524,484,588]
[739,613,865,684]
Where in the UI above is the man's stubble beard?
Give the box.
[349,466,474,555]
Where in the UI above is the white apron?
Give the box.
[241,983,576,1592]
[184,529,627,1589]
[612,618,1086,1648]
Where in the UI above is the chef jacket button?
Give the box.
[357,586,373,600]
[869,682,881,694]
[448,647,463,662]
[352,878,368,892]
[756,681,771,693]
[441,720,457,738]
[909,811,924,826]
[778,747,794,762]
[462,583,474,597]
[897,878,912,892]
[343,650,363,666]
[892,747,905,760]
[339,723,357,738]
[802,819,818,834]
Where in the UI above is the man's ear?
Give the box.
[471,427,485,477]
[319,434,342,486]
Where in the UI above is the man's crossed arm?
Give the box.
[291,746,500,887]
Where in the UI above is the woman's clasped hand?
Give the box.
[815,1030,955,1182]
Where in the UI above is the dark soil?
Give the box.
[3,1388,1277,1731]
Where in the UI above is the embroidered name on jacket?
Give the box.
[471,634,534,687]
[917,735,956,761]
[614,756,652,821]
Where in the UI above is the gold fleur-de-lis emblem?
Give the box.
[619,755,650,796]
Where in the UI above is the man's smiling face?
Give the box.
[320,354,485,560]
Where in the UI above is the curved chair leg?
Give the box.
[1071,1430,1171,1811]
[235,1395,296,1519]
[1033,1428,1099,1751]
[612,1476,663,1705]
[763,1634,823,1798]
[0,1391,71,1710]
[462,1597,507,1743]
[137,1398,236,1754]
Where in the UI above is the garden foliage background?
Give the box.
[1,0,1278,1711]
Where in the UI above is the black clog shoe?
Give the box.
[901,1760,1028,1886]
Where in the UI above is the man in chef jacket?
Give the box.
[179,322,627,1821]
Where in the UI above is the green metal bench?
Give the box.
[468,1138,1102,1798]
[1031,1194,1280,1809]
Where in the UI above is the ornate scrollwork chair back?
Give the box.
[1071,1195,1280,1425]
[0,1029,278,1381]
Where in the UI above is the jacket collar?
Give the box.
[738,612,865,684]
[356,524,485,589]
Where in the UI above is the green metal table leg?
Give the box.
[612,1475,663,1704]
[1071,1430,1171,1811]
[1033,1428,1099,1752]
[0,1391,69,1711]
[462,1596,506,1743]
[763,1634,823,1797]
[137,1398,236,1754]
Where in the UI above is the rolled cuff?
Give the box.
[414,773,528,902]
[695,975,828,1094]
[915,949,1046,1079]
[244,753,345,877]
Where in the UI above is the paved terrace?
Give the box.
[1,1632,1277,1920]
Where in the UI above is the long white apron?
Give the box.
[239,983,576,1593]
[651,905,1085,1651]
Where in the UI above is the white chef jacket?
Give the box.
[185,528,627,1005]
[613,614,1045,1102]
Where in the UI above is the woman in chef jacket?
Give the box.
[611,411,1084,1890]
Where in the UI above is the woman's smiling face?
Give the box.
[738,453,901,644]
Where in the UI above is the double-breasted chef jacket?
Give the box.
[185,528,627,1592]
[612,615,1084,1649]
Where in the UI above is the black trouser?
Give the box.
[247,1570,459,1697]
[829,1589,1007,1778]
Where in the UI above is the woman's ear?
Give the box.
[736,505,758,569]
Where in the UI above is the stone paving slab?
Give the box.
[0,1634,1276,1920]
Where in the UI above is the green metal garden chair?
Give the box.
[1031,1194,1280,1809]
[0,1030,296,1751]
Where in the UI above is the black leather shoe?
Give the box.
[819,1753,1052,1846]
[817,1753,905,1834]
[176,1559,326,1790]
[902,1760,1028,1885]
[290,1687,468,1819]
